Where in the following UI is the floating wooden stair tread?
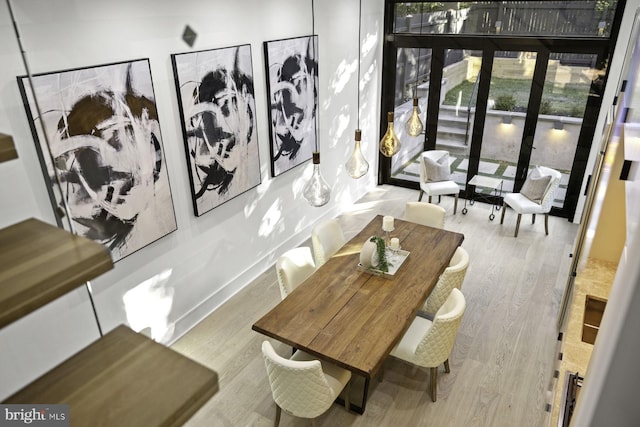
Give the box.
[0,218,113,328]
[0,133,18,162]
[3,325,219,426]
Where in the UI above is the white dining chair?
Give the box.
[311,219,346,267]
[275,247,316,299]
[390,288,466,402]
[404,201,446,229]
[500,166,561,237]
[420,246,469,318]
[418,150,460,214]
[261,341,351,426]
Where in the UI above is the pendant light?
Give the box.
[405,12,424,137]
[303,151,331,206]
[405,97,424,136]
[379,111,401,157]
[345,0,369,179]
[303,0,331,207]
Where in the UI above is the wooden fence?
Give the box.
[394,1,617,37]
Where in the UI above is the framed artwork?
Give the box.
[17,59,177,262]
[264,35,318,177]
[171,44,261,216]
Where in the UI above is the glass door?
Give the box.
[380,1,623,221]
[469,51,601,214]
[436,49,481,190]
[391,47,431,183]
[477,50,537,194]
[531,53,600,210]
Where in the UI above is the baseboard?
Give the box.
[167,207,340,346]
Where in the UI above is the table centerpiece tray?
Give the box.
[357,249,410,279]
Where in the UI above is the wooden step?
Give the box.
[3,325,219,426]
[0,133,17,163]
[0,218,113,328]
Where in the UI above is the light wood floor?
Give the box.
[172,185,578,427]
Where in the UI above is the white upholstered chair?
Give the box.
[421,246,469,317]
[404,201,446,229]
[311,219,346,267]
[261,341,351,426]
[500,166,562,237]
[276,247,316,300]
[418,150,460,214]
[390,288,466,402]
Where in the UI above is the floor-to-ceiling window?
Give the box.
[380,0,625,220]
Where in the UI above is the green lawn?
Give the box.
[442,77,590,117]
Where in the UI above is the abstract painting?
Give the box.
[264,35,318,177]
[17,59,177,262]
[171,44,261,216]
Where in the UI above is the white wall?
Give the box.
[574,1,639,224]
[0,0,384,399]
[571,1,640,425]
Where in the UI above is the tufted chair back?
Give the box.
[422,247,469,316]
[537,166,562,213]
[404,201,446,229]
[311,219,346,267]
[276,247,316,299]
[261,341,351,424]
[415,288,466,368]
[390,288,466,401]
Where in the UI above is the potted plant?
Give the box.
[360,236,390,273]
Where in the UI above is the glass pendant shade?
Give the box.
[303,152,331,207]
[346,129,369,179]
[405,97,424,137]
[379,112,401,157]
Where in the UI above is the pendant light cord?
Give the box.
[357,0,362,127]
[414,5,424,97]
[311,0,319,153]
[7,0,103,337]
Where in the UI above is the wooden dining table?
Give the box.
[252,215,464,413]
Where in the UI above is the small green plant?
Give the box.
[370,236,390,272]
[570,105,585,117]
[494,95,516,111]
[539,100,552,115]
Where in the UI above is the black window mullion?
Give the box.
[393,34,611,53]
[515,50,551,190]
[465,49,495,193]
[425,48,445,150]
[564,51,608,220]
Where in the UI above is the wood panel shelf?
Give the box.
[0,218,113,329]
[582,294,607,345]
[3,325,219,426]
[0,133,18,163]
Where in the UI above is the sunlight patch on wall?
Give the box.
[244,166,271,218]
[259,199,284,237]
[362,32,377,58]
[123,269,174,342]
[329,108,351,148]
[330,58,357,94]
[293,165,312,195]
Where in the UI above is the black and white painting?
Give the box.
[264,35,318,177]
[171,44,261,216]
[17,59,177,262]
